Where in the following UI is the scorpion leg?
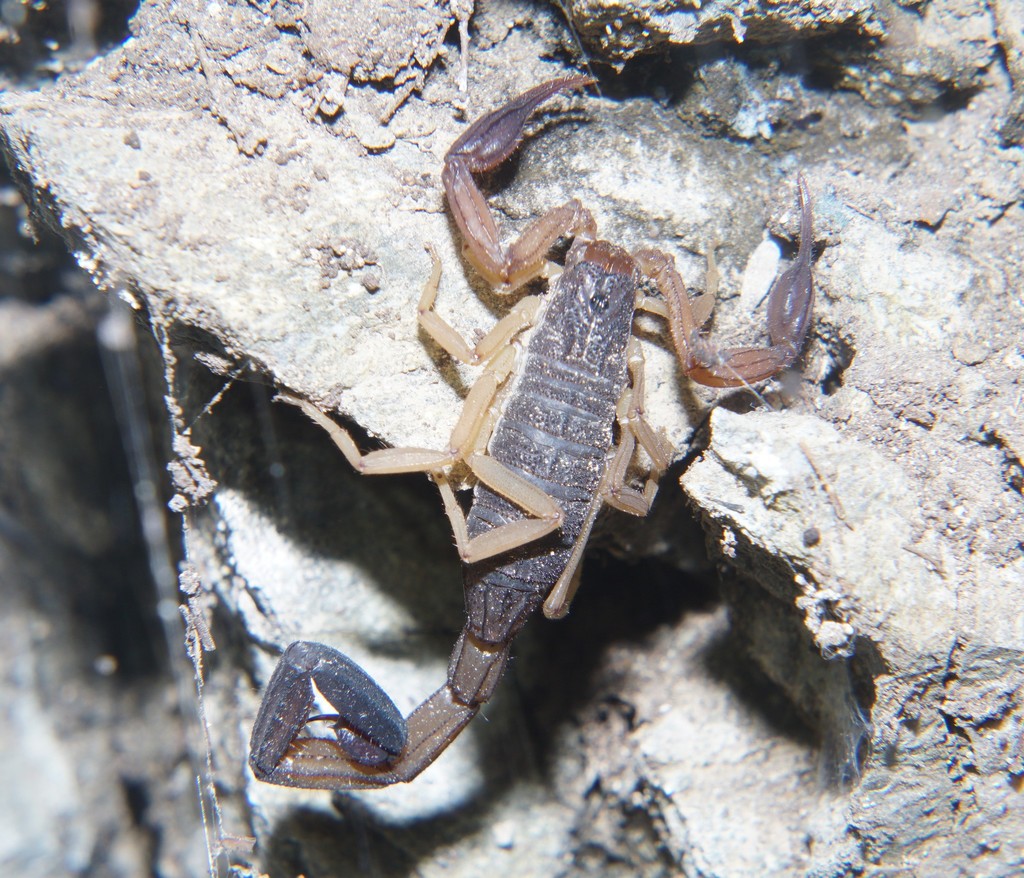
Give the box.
[603,338,673,515]
[435,453,565,565]
[443,75,597,292]
[636,174,814,388]
[418,244,543,365]
[277,393,456,474]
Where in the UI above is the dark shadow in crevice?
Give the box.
[0,0,140,82]
[1,321,164,682]
[718,570,880,788]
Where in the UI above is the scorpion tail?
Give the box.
[248,632,509,790]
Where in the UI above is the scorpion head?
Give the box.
[558,240,638,368]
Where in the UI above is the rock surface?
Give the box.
[1,0,1022,875]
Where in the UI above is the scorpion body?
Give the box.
[249,76,815,790]
[252,239,655,789]
[457,240,639,677]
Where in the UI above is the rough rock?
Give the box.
[562,0,881,61]
[1,0,1022,875]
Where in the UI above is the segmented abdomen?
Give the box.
[463,343,627,643]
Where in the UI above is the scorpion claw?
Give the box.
[638,173,816,388]
[442,74,597,291]
[766,173,815,353]
[446,75,593,172]
[249,641,408,780]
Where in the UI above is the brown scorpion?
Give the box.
[249,76,815,789]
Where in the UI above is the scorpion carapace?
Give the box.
[249,76,816,790]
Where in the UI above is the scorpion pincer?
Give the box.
[249,76,815,789]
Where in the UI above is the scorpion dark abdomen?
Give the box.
[463,242,638,644]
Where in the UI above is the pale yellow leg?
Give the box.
[634,284,716,327]
[614,338,674,495]
[278,317,520,480]
[418,245,542,365]
[543,550,587,620]
[636,295,668,319]
[544,342,672,619]
[602,431,651,516]
[438,451,563,563]
[278,395,455,474]
[446,346,517,456]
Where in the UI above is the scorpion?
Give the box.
[249,76,815,789]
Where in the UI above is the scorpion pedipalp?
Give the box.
[634,174,814,388]
[442,75,597,292]
[445,75,593,173]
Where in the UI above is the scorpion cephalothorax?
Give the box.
[249,76,815,789]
